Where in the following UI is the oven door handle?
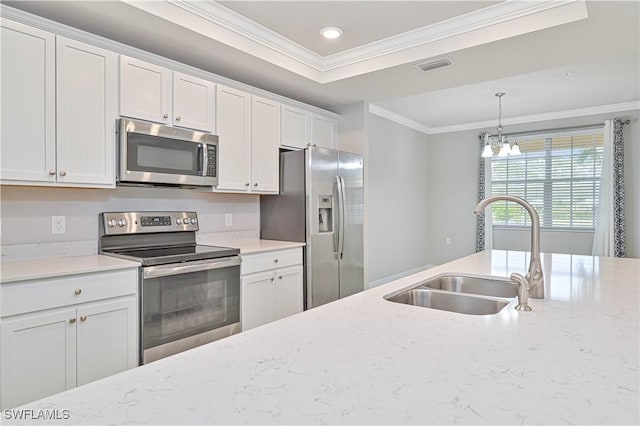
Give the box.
[143,256,241,279]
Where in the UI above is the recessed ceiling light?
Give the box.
[320,27,343,39]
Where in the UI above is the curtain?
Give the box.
[476,136,493,251]
[592,119,626,257]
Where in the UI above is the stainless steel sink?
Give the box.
[419,274,518,298]
[385,288,509,315]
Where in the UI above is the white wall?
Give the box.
[426,111,640,265]
[367,114,430,284]
[0,186,260,259]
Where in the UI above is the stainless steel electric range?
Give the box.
[99,211,240,364]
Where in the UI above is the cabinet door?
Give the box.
[311,114,337,149]
[281,104,309,149]
[120,55,171,124]
[0,19,56,184]
[274,265,304,321]
[240,271,275,331]
[251,96,280,193]
[216,85,251,191]
[1,309,76,409]
[56,37,117,187]
[173,72,215,132]
[76,298,137,386]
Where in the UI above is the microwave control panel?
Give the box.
[206,145,217,177]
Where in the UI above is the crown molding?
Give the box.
[368,101,639,135]
[427,101,640,134]
[124,0,588,84]
[368,104,431,135]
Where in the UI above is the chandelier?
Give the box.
[481,92,521,158]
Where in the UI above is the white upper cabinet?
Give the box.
[0,19,56,184]
[215,87,281,194]
[1,20,117,188]
[216,85,251,191]
[56,36,117,187]
[281,104,337,150]
[120,55,172,124]
[311,114,337,150]
[172,71,216,132]
[281,104,309,149]
[251,96,281,193]
[120,56,216,132]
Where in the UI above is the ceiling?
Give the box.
[6,1,639,130]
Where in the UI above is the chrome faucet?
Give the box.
[474,195,545,304]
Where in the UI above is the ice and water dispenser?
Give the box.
[318,196,333,233]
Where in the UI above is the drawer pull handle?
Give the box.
[80,315,87,322]
[270,277,274,282]
[69,318,76,324]
[74,288,82,295]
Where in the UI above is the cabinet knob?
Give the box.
[307,143,311,147]
[163,113,169,119]
[80,315,87,322]
[253,183,258,187]
[74,288,82,295]
[274,259,278,263]
[245,182,250,187]
[176,116,181,121]
[278,276,283,280]
[49,170,56,176]
[270,277,275,282]
[69,318,76,324]
[313,144,317,147]
[59,170,67,177]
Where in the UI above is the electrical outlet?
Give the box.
[225,213,232,227]
[445,237,452,246]
[52,216,66,235]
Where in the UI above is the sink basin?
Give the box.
[419,274,518,298]
[385,288,509,315]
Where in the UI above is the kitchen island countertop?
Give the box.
[5,250,639,425]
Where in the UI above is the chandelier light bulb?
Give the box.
[498,142,511,157]
[510,142,521,156]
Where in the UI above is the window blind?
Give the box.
[490,129,604,229]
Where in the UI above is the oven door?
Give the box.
[141,256,240,364]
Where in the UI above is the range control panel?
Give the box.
[101,211,199,235]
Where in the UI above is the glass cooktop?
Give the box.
[104,244,240,266]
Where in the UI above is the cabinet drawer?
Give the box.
[241,248,302,275]
[1,269,138,318]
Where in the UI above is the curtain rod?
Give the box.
[484,123,605,139]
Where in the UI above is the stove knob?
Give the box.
[107,220,115,227]
[117,220,124,227]
[176,218,183,225]
[122,219,128,226]
[190,218,197,225]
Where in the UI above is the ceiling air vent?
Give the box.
[414,57,452,72]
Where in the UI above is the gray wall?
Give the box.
[367,114,430,284]
[0,186,260,255]
[426,111,640,265]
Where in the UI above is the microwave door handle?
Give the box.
[143,256,241,279]
[197,144,204,176]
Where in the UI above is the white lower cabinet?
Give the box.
[240,248,303,331]
[0,268,138,409]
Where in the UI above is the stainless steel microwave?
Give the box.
[117,118,218,187]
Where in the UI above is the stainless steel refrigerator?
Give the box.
[261,147,364,309]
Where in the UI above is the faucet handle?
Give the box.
[510,273,533,312]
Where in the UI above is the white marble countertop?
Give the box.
[6,250,639,425]
[0,255,140,284]
[196,236,305,254]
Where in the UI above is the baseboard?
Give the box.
[368,264,436,288]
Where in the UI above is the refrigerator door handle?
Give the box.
[337,175,346,260]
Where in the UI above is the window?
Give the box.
[489,129,603,229]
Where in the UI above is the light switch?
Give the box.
[225,213,232,227]
[52,216,66,235]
